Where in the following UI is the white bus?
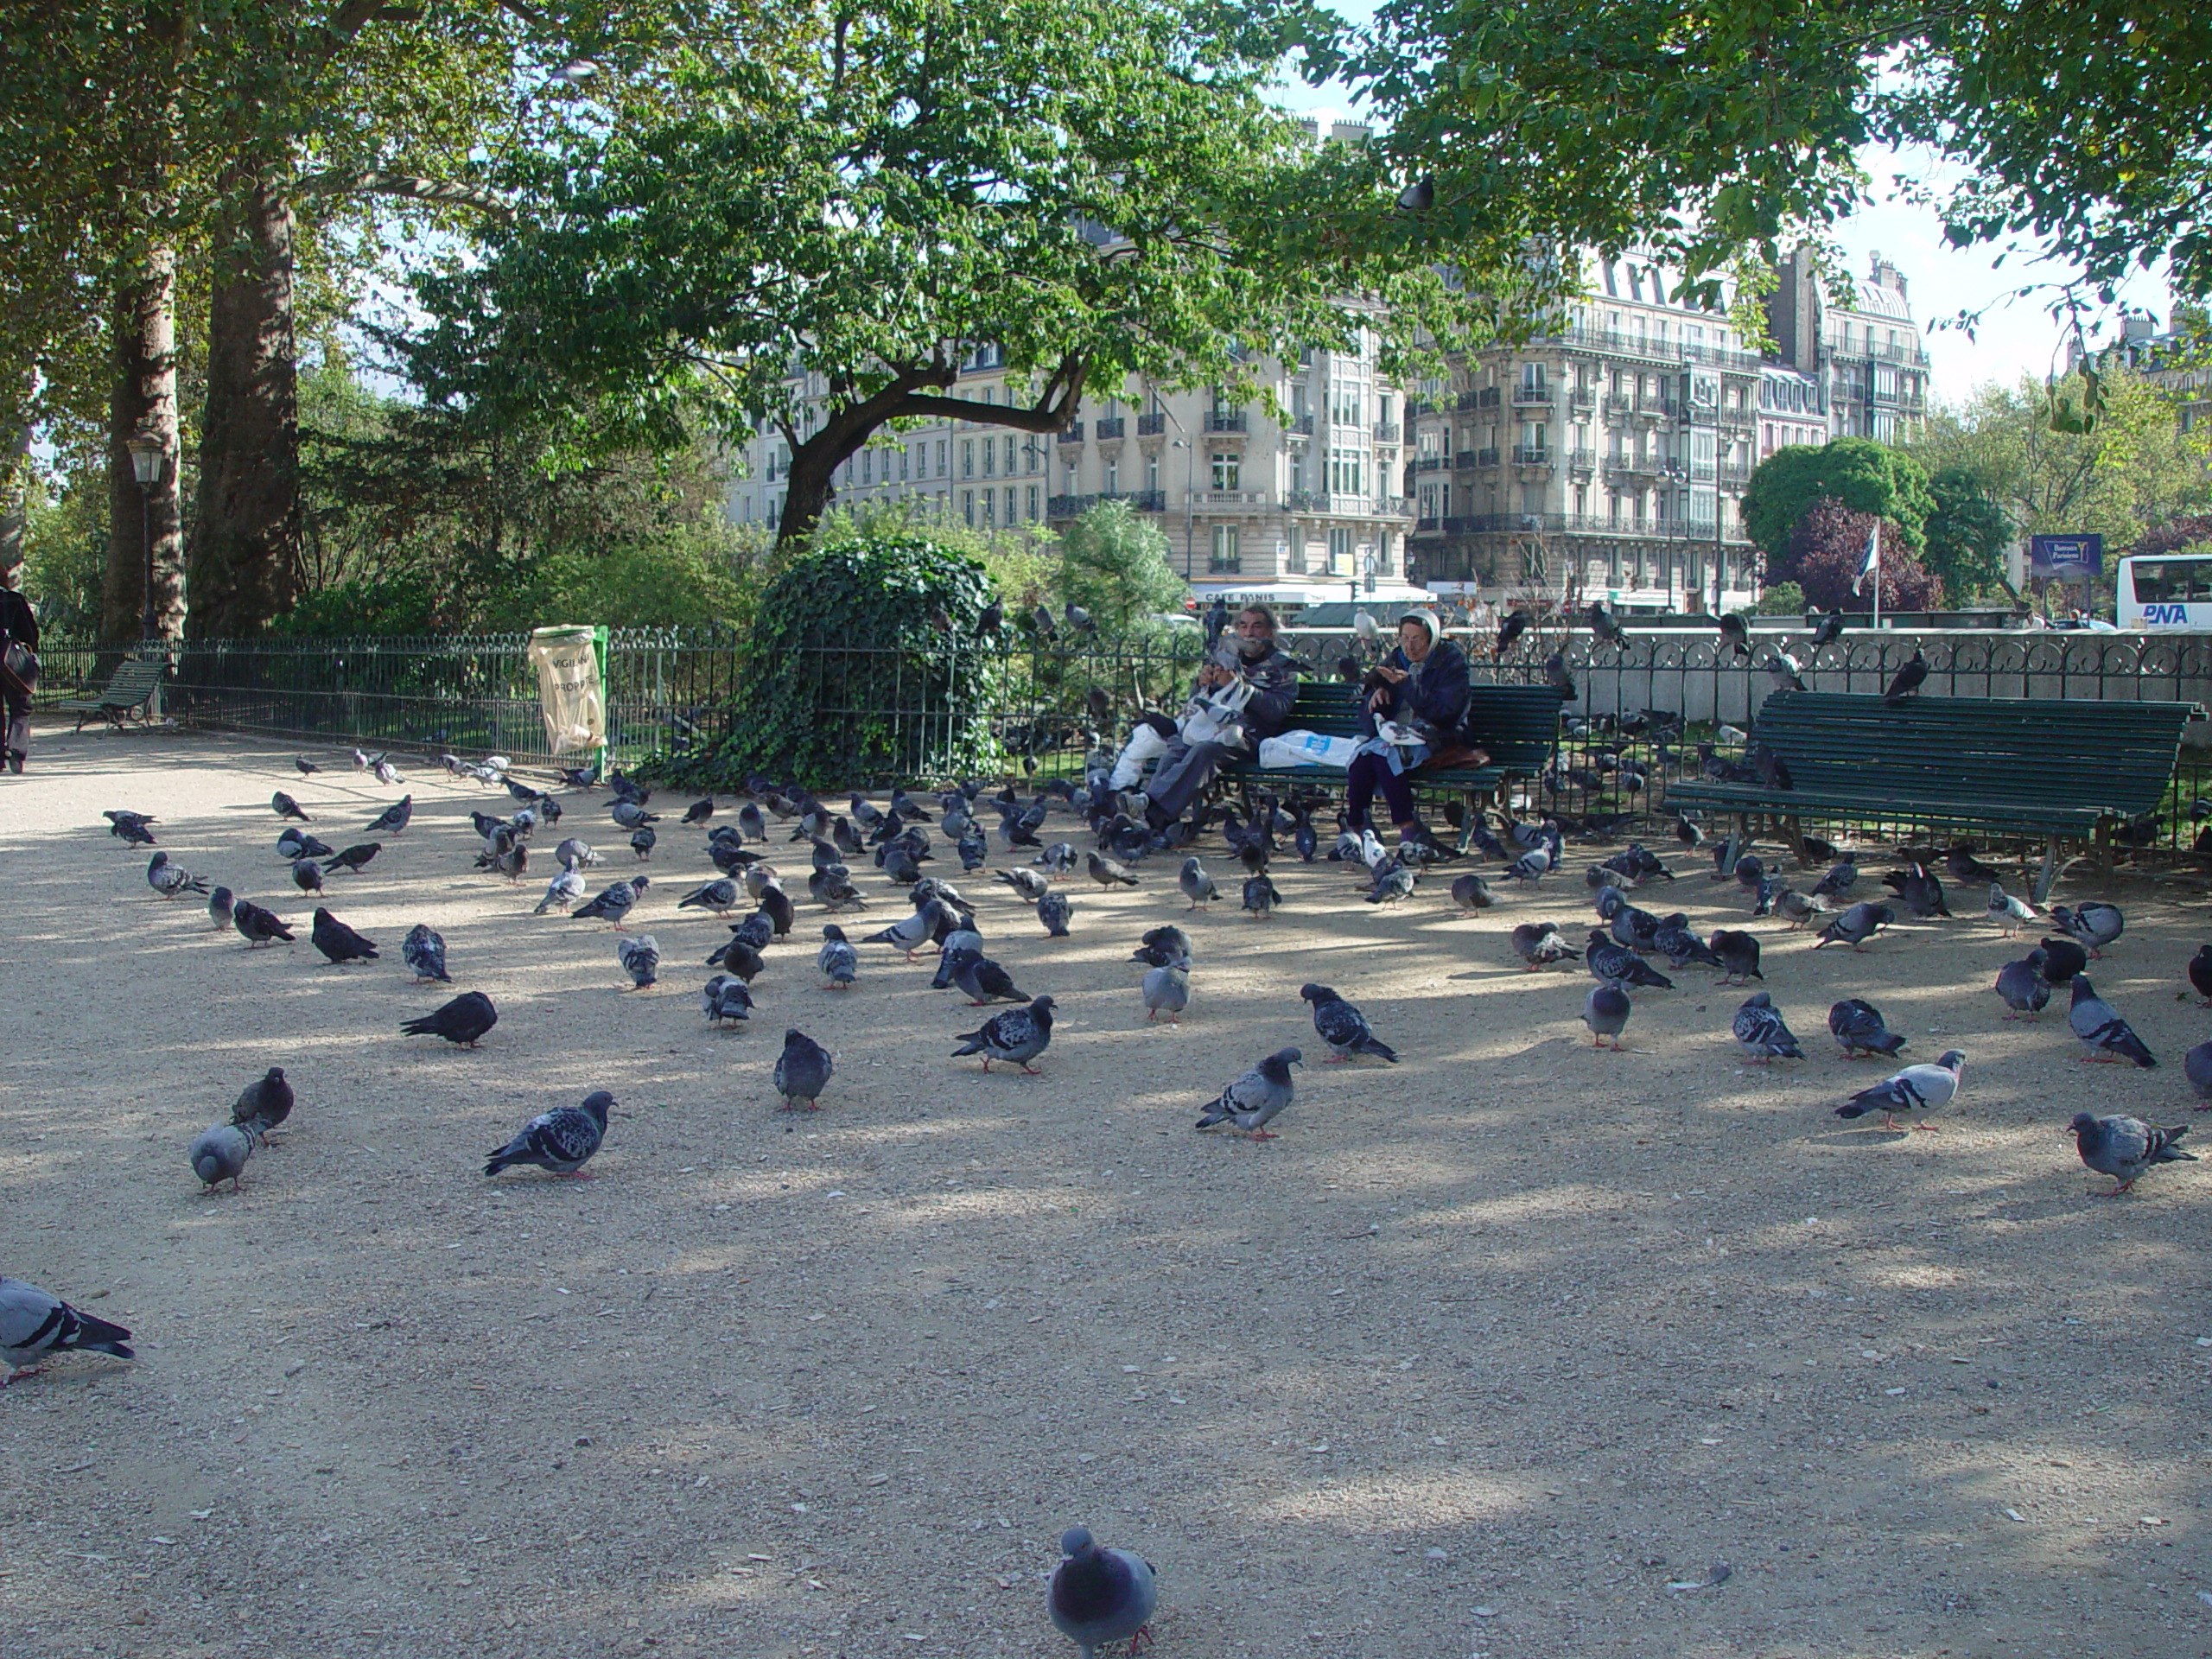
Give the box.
[2117,551,2212,629]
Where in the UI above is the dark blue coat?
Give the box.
[1357,639,1470,742]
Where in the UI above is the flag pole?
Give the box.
[1870,520,1882,632]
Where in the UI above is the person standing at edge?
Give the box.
[1344,609,1478,844]
[0,556,38,775]
[1141,606,1299,832]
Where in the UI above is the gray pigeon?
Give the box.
[1827,998,1906,1059]
[997,868,1051,903]
[1774,889,1829,930]
[702,974,753,1027]
[1835,1050,1965,1131]
[1993,955,2050,1019]
[534,868,587,914]
[1049,1525,1158,1659]
[1038,891,1073,938]
[364,795,412,835]
[572,875,647,929]
[1179,857,1220,909]
[2068,976,2156,1067]
[951,995,1056,1073]
[309,906,377,965]
[817,925,858,989]
[1510,922,1581,970]
[1450,872,1495,912]
[1710,930,1763,984]
[1583,984,1631,1051]
[1814,901,1892,950]
[1586,932,1674,990]
[485,1090,613,1178]
[677,877,741,915]
[401,924,451,983]
[950,950,1027,1006]
[1732,992,1804,1062]
[617,934,660,989]
[147,850,210,899]
[554,836,600,870]
[1141,962,1189,1024]
[612,798,658,830]
[2069,1113,2195,1194]
[190,1122,258,1192]
[2052,901,2125,957]
[232,900,295,947]
[207,886,235,932]
[2187,1039,2212,1103]
[1195,1047,1301,1139]
[230,1067,295,1141]
[1,1278,134,1382]
[1300,983,1398,1063]
[774,1029,834,1110]
[1242,872,1283,918]
[1810,859,1859,899]
[866,906,937,958]
[1087,851,1140,889]
[1987,883,2036,936]
[272,790,311,821]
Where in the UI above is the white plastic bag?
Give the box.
[527,626,606,755]
[1258,728,1358,769]
[1109,722,1173,789]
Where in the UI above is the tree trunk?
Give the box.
[190,173,300,639]
[105,250,185,646]
[775,451,840,545]
[0,396,29,574]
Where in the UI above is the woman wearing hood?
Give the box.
[1344,609,1477,842]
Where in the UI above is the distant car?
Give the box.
[1147,613,1201,629]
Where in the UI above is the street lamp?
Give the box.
[125,429,163,642]
[1170,437,1195,582]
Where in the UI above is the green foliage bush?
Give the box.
[1055,499,1187,632]
[1752,580,1806,617]
[688,523,1007,789]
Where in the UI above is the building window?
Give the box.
[1006,486,1016,524]
[982,491,995,529]
[1287,537,1307,574]
[962,491,976,526]
[1004,435,1017,474]
[1104,460,1119,494]
[1328,526,1352,572]
[982,438,995,477]
[962,441,974,480]
[1027,485,1039,520]
[1146,454,1160,492]
[1211,452,1240,491]
[1209,524,1241,572]
[1328,448,1364,495]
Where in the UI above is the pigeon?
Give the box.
[951,995,1056,1073]
[1827,998,1906,1059]
[2051,901,2124,957]
[629,825,657,861]
[731,910,776,952]
[1242,872,1282,918]
[401,990,498,1048]
[1883,649,1929,704]
[1810,859,1859,899]
[1496,608,1531,655]
[1815,902,1892,950]
[1586,932,1674,990]
[1989,954,2049,1020]
[290,857,326,896]
[533,868,587,915]
[1709,929,1763,983]
[1807,608,1846,650]
[1195,1047,1301,1139]
[1654,916,1724,971]
[555,836,600,870]
[1544,651,1577,702]
[1510,921,1581,970]
[108,813,159,847]
[1773,890,1829,931]
[1038,891,1073,937]
[1178,857,1220,909]
[271,790,311,821]
[1140,923,1192,962]
[1987,883,2037,936]
[573,876,647,929]
[1365,861,1418,906]
[612,799,658,830]
[1300,983,1398,1063]
[1049,1525,1158,1659]
[188,1120,259,1192]
[402,924,451,983]
[867,907,938,959]
[228,1066,294,1142]
[147,851,210,899]
[617,934,660,990]
[231,900,295,947]
[2069,1113,2195,1194]
[998,868,1052,903]
[774,1029,834,1110]
[1717,613,1751,658]
[1,1277,135,1383]
[693,964,754,1023]
[2185,1039,2212,1103]
[1885,863,1950,919]
[1449,872,1495,912]
[1946,845,2005,886]
[1763,652,1808,693]
[362,795,412,835]
[207,886,235,931]
[1087,851,1139,888]
[950,950,1027,1006]
[324,842,380,875]
[309,906,378,966]
[682,798,715,824]
[2035,937,2088,984]
[1141,961,1189,1024]
[1732,992,1805,1062]
[1835,1050,1966,1131]
[2068,976,2156,1067]
[295,757,319,775]
[678,878,741,916]
[485,1090,613,1179]
[1583,984,1631,1050]
[372,758,402,786]
[2190,945,2212,1007]
[735,802,767,842]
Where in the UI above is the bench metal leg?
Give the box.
[2033,836,2060,905]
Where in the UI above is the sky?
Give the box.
[1269,79,2173,412]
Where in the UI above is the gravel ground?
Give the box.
[3,720,2209,1659]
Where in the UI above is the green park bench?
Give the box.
[1663,690,2201,900]
[1221,680,1563,826]
[60,653,169,733]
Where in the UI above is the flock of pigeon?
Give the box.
[6,730,2206,1655]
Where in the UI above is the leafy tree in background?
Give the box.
[1922,467,2013,599]
[1055,500,1187,634]
[2131,516,2212,559]
[1739,438,1932,567]
[413,0,1483,546]
[1783,499,1942,613]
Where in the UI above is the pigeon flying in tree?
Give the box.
[1048,1526,1158,1659]
[1300,983,1398,1063]
[1194,1047,1301,1139]
[2069,1113,2195,1195]
[1,1277,134,1384]
[485,1090,613,1179]
[1834,1050,1965,1131]
[401,990,498,1048]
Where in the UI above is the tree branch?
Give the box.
[297,170,513,220]
[886,353,1086,431]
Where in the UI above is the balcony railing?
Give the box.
[1568,386,1597,410]
[1057,423,1085,443]
[1566,447,1597,471]
[1046,493,1090,518]
[1136,412,1166,435]
[1604,394,1635,416]
[1604,456,1664,478]
[1093,416,1125,441]
[1474,447,1500,467]
[1719,463,1751,487]
[1511,386,1553,407]
[1372,423,1402,444]
[1512,444,1553,466]
[1202,410,1247,434]
[1405,510,1752,542]
[1191,488,1268,507]
[1414,454,1447,472]
[1285,413,1315,437]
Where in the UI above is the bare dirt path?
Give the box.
[2,719,2207,1659]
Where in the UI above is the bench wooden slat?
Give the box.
[1223,682,1561,799]
[60,658,168,731]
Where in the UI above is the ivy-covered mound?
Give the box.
[690,528,1006,790]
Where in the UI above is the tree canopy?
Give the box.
[1739,438,1933,566]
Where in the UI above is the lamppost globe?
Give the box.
[126,430,162,486]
